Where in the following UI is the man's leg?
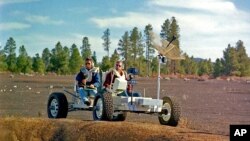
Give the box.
[79,88,90,106]
[88,89,97,107]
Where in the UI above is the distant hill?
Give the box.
[193,57,205,62]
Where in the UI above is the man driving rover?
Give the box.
[76,57,100,106]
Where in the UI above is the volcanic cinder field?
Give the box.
[1,73,250,141]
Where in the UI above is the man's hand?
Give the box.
[106,85,111,89]
[89,84,95,88]
[82,79,87,85]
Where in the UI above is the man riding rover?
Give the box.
[103,61,140,97]
[76,57,100,106]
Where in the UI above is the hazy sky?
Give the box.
[0,0,250,62]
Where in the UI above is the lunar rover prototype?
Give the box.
[47,34,184,126]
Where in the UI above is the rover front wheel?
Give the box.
[47,92,68,118]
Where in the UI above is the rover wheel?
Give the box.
[93,96,104,120]
[93,92,113,121]
[158,96,180,126]
[47,92,68,118]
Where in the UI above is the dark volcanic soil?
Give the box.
[1,73,250,140]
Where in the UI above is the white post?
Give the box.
[157,55,161,100]
[144,88,145,97]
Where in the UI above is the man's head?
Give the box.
[115,61,123,71]
[85,57,93,70]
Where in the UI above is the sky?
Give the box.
[0,0,250,62]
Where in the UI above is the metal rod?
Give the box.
[166,36,176,48]
[157,55,161,100]
[158,36,175,99]
[144,88,145,97]
[64,89,80,99]
[155,36,176,100]
[131,84,133,105]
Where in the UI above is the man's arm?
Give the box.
[103,72,112,88]
[76,72,86,87]
[86,72,101,88]
[93,72,101,88]
[75,72,82,82]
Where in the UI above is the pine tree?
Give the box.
[50,42,69,74]
[92,51,97,66]
[64,46,70,59]
[110,49,120,66]
[42,48,51,72]
[198,60,209,76]
[180,54,197,75]
[102,28,111,57]
[213,58,223,77]
[170,17,181,74]
[144,24,155,76]
[151,57,158,75]
[138,55,147,76]
[4,37,17,72]
[222,44,239,76]
[81,37,92,61]
[50,42,61,73]
[69,44,83,74]
[160,19,171,41]
[100,56,111,72]
[130,27,144,63]
[16,45,32,74]
[160,17,181,75]
[0,45,7,71]
[62,46,70,74]
[118,31,131,70]
[236,40,250,76]
[208,59,213,74]
[170,17,180,48]
[32,53,45,74]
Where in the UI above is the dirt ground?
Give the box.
[1,73,250,140]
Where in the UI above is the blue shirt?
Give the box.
[76,67,100,88]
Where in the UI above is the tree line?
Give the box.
[1,17,250,77]
[0,37,96,75]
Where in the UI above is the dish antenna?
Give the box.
[149,32,185,99]
[150,32,185,60]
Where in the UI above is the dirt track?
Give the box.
[0,117,227,141]
[1,73,250,140]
